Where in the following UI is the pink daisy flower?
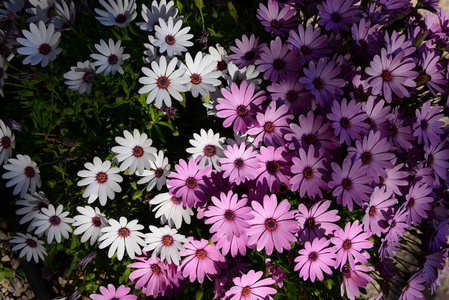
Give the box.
[288,24,331,65]
[256,0,297,36]
[128,256,169,298]
[225,270,277,300]
[341,264,372,300]
[267,75,310,115]
[229,34,266,68]
[362,186,397,236]
[412,100,444,147]
[247,194,298,255]
[404,183,434,225]
[212,231,251,257]
[90,284,137,300]
[218,143,262,185]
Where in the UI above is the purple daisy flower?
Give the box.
[384,205,408,244]
[203,191,253,239]
[128,256,168,298]
[255,146,294,193]
[294,237,337,282]
[267,75,310,115]
[429,218,449,252]
[212,230,250,257]
[317,0,359,33]
[288,24,331,65]
[166,157,211,208]
[341,264,372,300]
[378,159,408,195]
[404,183,434,225]
[384,31,415,57]
[90,284,137,300]
[266,258,286,288]
[399,272,427,300]
[290,146,329,199]
[179,237,225,283]
[296,200,341,242]
[365,48,418,103]
[229,34,266,68]
[225,270,277,300]
[218,143,262,185]
[424,142,449,185]
[216,80,266,134]
[299,58,345,107]
[420,51,446,96]
[256,37,300,83]
[385,107,414,153]
[327,98,370,146]
[330,221,373,270]
[247,101,293,147]
[361,98,391,134]
[412,100,444,147]
[247,194,298,255]
[329,156,373,211]
[351,18,383,56]
[362,186,397,236]
[256,0,297,36]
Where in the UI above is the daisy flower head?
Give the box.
[128,256,169,298]
[137,150,170,192]
[225,270,277,300]
[420,51,446,97]
[186,128,225,171]
[229,34,266,68]
[267,75,310,115]
[111,129,157,175]
[212,229,251,258]
[26,0,56,24]
[63,60,95,94]
[31,204,73,244]
[0,56,8,97]
[181,51,222,98]
[0,0,25,20]
[15,191,50,227]
[153,16,193,57]
[223,63,262,89]
[208,44,229,73]
[99,217,146,261]
[90,284,137,300]
[52,1,76,31]
[399,272,427,300]
[10,233,47,263]
[2,154,41,197]
[218,143,262,185]
[76,157,123,206]
[404,183,433,225]
[137,0,179,32]
[341,264,372,300]
[90,39,130,76]
[72,206,107,246]
[144,225,188,265]
[294,237,337,282]
[16,21,62,67]
[288,24,331,66]
[362,186,397,236]
[317,0,359,33]
[95,0,137,28]
[412,100,444,147]
[247,194,298,255]
[138,56,190,108]
[0,119,15,165]
[425,142,449,185]
[256,0,297,36]
[150,192,194,229]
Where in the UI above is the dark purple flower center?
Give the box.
[265,218,277,230]
[26,239,37,248]
[286,90,297,101]
[151,264,161,274]
[38,43,51,55]
[224,209,235,221]
[378,176,385,185]
[162,234,174,246]
[242,286,251,296]
[381,70,393,81]
[244,51,255,61]
[154,168,164,178]
[303,167,313,179]
[420,120,428,130]
[308,252,318,262]
[404,283,410,292]
[49,215,61,226]
[236,105,248,116]
[186,177,197,188]
[423,74,432,82]
[203,145,216,156]
[234,158,244,169]
[132,145,144,157]
[157,76,170,89]
[305,134,316,145]
[195,249,207,259]
[427,154,434,165]
[390,220,396,228]
[46,4,56,18]
[165,35,176,45]
[359,39,368,48]
[270,19,280,28]
[217,60,227,71]
[83,72,94,83]
[361,152,372,164]
[91,216,101,227]
[369,206,377,216]
[264,122,274,132]
[171,196,182,204]
[118,227,130,237]
[273,59,285,70]
[389,125,398,136]
[340,117,350,128]
[343,239,352,250]
[342,178,352,189]
[364,117,374,127]
[108,54,118,65]
[300,45,311,55]
[38,202,48,213]
[191,73,202,85]
[115,14,127,23]
[408,198,415,207]
[313,78,324,89]
[24,166,36,178]
[267,160,280,173]
[96,172,108,183]
[306,217,315,228]
[331,12,342,22]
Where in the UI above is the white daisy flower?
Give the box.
[111,129,157,175]
[2,154,41,197]
[26,0,56,24]
[223,62,262,89]
[143,225,188,265]
[0,0,25,20]
[153,16,193,57]
[149,192,194,229]
[16,21,62,67]
[137,150,171,192]
[0,119,15,165]
[209,44,229,74]
[181,51,222,98]
[143,36,166,64]
[95,0,136,28]
[53,1,76,31]
[63,60,95,94]
[72,206,107,246]
[90,39,130,76]
[77,157,123,206]
[137,0,179,32]
[10,233,47,263]
[186,129,225,171]
[0,56,8,97]
[98,216,146,261]
[15,191,50,229]
[31,204,73,244]
[138,56,189,108]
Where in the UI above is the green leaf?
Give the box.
[207,27,223,38]
[227,2,238,23]
[195,288,203,300]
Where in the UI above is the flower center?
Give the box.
[381,70,393,81]
[420,120,428,130]
[343,239,352,250]
[242,286,251,296]
[303,166,313,179]
[264,121,274,132]
[190,73,202,85]
[115,14,127,23]
[331,12,342,22]
[49,215,61,226]
[157,76,170,89]
[91,216,102,227]
[234,158,244,169]
[24,166,35,178]
[342,178,352,189]
[305,134,316,145]
[364,117,374,127]
[300,45,311,55]
[151,264,161,274]
[427,154,434,165]
[369,206,377,216]
[224,209,235,221]
[308,252,318,262]
[118,227,130,238]
[265,218,277,230]
[340,117,350,128]
[195,249,207,259]
[108,54,118,65]
[361,152,372,164]
[408,198,415,207]
[244,51,255,61]
[162,235,174,246]
[83,72,94,83]
[389,125,398,136]
[26,239,37,248]
[96,172,108,184]
[378,176,385,185]
[267,160,280,173]
[286,90,297,101]
[186,177,197,188]
[236,105,248,116]
[132,145,144,157]
[306,217,315,228]
[38,43,51,55]
[273,59,285,70]
[154,168,164,178]
[359,39,368,48]
[165,35,176,45]
[203,145,216,156]
[270,19,280,28]
[217,60,227,71]
[390,220,396,228]
[38,202,48,213]
[171,196,182,205]
[313,78,323,89]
